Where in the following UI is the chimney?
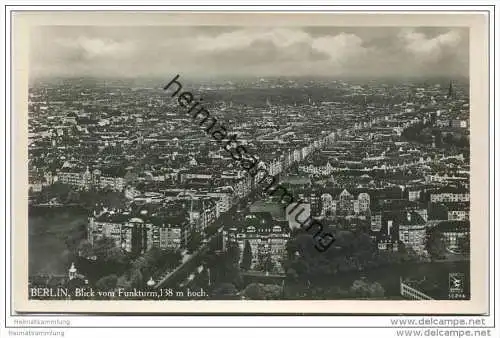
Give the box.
[407,212,412,222]
[387,220,393,236]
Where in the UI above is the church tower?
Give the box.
[68,262,77,280]
[448,80,454,99]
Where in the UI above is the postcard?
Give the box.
[10,11,490,314]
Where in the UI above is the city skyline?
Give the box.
[26,73,472,303]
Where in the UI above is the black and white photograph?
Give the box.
[8,10,491,316]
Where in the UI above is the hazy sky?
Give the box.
[29,26,469,79]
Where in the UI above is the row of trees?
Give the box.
[205,230,397,300]
[76,237,183,294]
[425,228,447,260]
[204,241,243,286]
[282,228,422,281]
[241,240,252,270]
[240,240,279,273]
[199,238,283,299]
[402,122,469,149]
[241,283,282,300]
[282,275,386,300]
[186,230,202,254]
[283,225,469,282]
[32,182,128,209]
